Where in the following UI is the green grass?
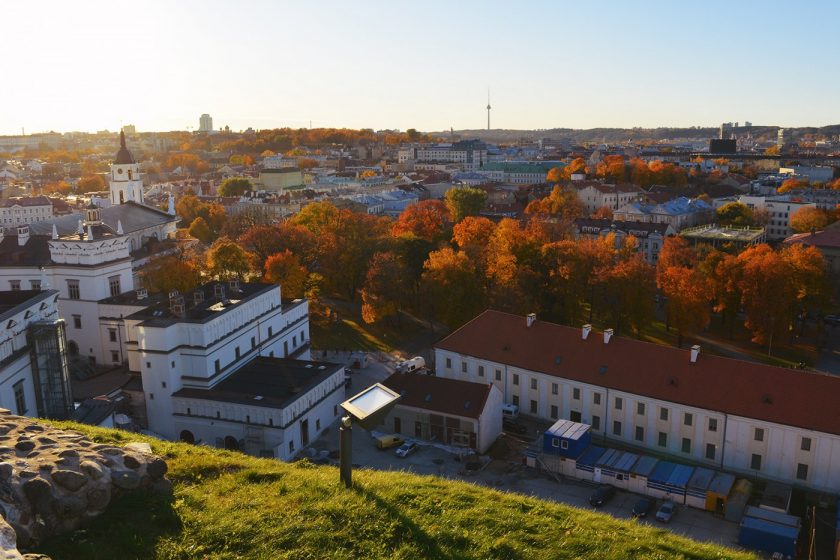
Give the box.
[35,423,754,560]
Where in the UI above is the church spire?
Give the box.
[120,129,126,149]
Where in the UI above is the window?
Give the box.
[246,415,250,424]
[214,359,221,373]
[478,365,484,377]
[551,438,560,448]
[681,438,691,453]
[612,421,622,436]
[269,418,273,426]
[162,381,167,388]
[684,413,693,426]
[660,407,669,421]
[111,351,119,363]
[333,405,338,416]
[9,280,20,291]
[300,330,304,341]
[614,397,622,410]
[108,275,121,297]
[635,426,644,442]
[512,374,519,386]
[705,443,716,460]
[658,432,667,447]
[550,405,558,419]
[570,410,581,422]
[750,454,762,470]
[289,441,294,453]
[251,336,256,349]
[708,418,718,432]
[591,415,600,431]
[268,326,273,337]
[530,400,537,414]
[495,369,501,381]
[108,329,117,342]
[511,395,519,406]
[293,335,297,347]
[593,393,601,405]
[754,428,764,442]
[796,463,808,481]
[461,362,467,373]
[67,279,80,300]
[30,280,40,291]
[530,379,537,390]
[446,358,452,369]
[216,411,221,418]
[801,437,811,452]
[561,440,569,450]
[72,315,81,329]
[572,388,580,400]
[187,408,191,415]
[146,361,151,368]
[316,419,321,431]
[235,347,241,359]
[637,402,645,415]
[13,381,26,415]
[149,393,154,400]
[551,383,558,395]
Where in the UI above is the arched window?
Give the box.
[223,436,238,451]
[179,430,195,444]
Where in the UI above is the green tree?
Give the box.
[218,177,253,197]
[188,217,214,243]
[716,202,753,227]
[207,237,252,280]
[444,186,487,223]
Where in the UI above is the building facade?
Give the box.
[434,310,840,494]
[0,196,53,228]
[573,219,675,263]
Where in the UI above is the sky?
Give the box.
[2,0,839,135]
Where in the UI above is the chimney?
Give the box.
[603,328,614,344]
[16,225,29,246]
[690,344,701,363]
[582,324,592,340]
[526,313,536,327]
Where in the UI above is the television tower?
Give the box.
[486,89,491,131]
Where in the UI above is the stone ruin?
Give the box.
[0,409,170,559]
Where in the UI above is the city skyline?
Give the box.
[2,0,839,135]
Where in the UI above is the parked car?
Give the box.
[503,419,528,434]
[501,403,519,420]
[375,434,405,449]
[395,441,419,458]
[823,315,840,326]
[631,497,656,518]
[655,500,676,523]
[588,485,616,507]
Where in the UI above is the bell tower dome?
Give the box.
[109,130,144,205]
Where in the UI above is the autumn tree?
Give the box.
[595,155,626,183]
[239,222,317,270]
[264,250,309,299]
[602,255,656,337]
[562,158,587,179]
[421,247,486,329]
[591,206,614,220]
[444,186,486,223]
[736,244,796,348]
[657,265,712,347]
[658,236,697,270]
[391,200,450,241]
[218,177,253,196]
[176,193,208,224]
[546,167,564,183]
[76,174,106,193]
[790,206,831,233]
[141,253,202,295]
[207,237,252,280]
[525,185,585,223]
[452,216,495,265]
[777,178,809,194]
[716,202,753,227]
[188,216,214,243]
[43,181,71,196]
[361,252,408,324]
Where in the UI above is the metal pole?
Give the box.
[339,416,352,488]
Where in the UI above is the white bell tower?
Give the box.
[109,129,144,205]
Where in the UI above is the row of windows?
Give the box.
[7,280,41,291]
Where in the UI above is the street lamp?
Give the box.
[338,383,401,488]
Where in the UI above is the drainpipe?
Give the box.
[504,364,509,402]
[603,387,610,446]
[720,413,728,470]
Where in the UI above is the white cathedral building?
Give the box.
[0,132,178,367]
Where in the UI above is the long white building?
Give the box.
[435,310,840,494]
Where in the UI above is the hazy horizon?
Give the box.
[2,0,839,136]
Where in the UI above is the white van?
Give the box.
[395,356,426,374]
[502,403,519,420]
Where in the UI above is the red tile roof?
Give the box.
[382,373,493,420]
[435,310,840,436]
[784,230,840,250]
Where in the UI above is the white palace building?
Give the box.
[435,310,840,494]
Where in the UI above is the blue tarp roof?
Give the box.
[743,506,801,529]
[631,455,658,477]
[688,467,715,491]
[740,516,799,540]
[576,445,605,467]
[650,461,694,488]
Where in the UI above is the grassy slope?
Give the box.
[35,423,754,560]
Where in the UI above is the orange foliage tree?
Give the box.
[264,250,309,299]
[361,252,407,324]
[392,200,450,241]
[790,206,831,233]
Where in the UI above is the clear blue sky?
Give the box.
[2,0,839,135]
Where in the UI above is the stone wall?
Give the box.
[0,410,170,559]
